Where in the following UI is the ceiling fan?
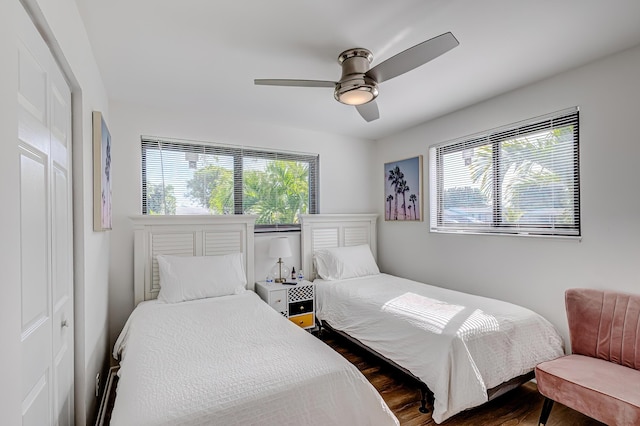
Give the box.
[254,32,459,122]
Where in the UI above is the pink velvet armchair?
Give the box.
[535,288,640,425]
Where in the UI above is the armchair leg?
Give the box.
[538,397,555,426]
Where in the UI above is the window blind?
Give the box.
[429,107,580,237]
[141,138,318,228]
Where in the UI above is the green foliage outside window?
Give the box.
[146,183,177,215]
[243,160,309,225]
[185,160,309,224]
[142,139,317,227]
[186,165,234,215]
[431,108,579,236]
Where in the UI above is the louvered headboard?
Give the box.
[131,215,257,304]
[299,214,378,281]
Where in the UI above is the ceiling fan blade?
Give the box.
[367,32,459,84]
[254,79,336,88]
[356,100,379,122]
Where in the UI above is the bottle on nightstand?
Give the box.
[291,267,296,281]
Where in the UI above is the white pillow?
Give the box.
[156,253,247,303]
[314,244,380,281]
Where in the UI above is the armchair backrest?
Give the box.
[566,288,640,370]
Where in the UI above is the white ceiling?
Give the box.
[75,0,640,140]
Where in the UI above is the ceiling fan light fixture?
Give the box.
[254,32,459,122]
[335,79,379,106]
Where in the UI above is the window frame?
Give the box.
[141,137,319,230]
[429,108,580,237]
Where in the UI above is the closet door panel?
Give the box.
[19,109,52,426]
[17,4,74,424]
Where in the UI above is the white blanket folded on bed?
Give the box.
[111,291,398,426]
[315,274,564,423]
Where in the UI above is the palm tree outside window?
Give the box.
[429,107,580,237]
[141,138,318,229]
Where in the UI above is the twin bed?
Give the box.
[300,214,564,423]
[109,214,564,425]
[110,215,398,426]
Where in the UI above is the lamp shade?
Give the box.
[268,237,292,259]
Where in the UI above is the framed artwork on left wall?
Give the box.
[93,111,112,231]
[384,155,423,221]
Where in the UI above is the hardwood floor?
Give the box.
[318,330,604,426]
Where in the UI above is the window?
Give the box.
[141,138,318,228]
[429,107,580,237]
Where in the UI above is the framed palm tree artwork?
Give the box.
[384,155,423,221]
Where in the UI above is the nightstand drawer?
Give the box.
[289,299,313,315]
[289,313,313,328]
[270,289,287,313]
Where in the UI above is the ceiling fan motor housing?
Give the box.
[334,48,378,105]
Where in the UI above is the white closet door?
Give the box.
[17,4,74,425]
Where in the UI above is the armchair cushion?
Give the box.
[566,288,640,369]
[536,353,640,425]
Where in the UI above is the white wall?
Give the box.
[108,100,376,346]
[375,44,640,347]
[0,0,111,424]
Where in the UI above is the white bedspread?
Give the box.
[111,291,398,426]
[315,274,564,423]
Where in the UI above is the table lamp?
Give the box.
[268,237,292,283]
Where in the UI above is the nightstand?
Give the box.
[255,280,315,330]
